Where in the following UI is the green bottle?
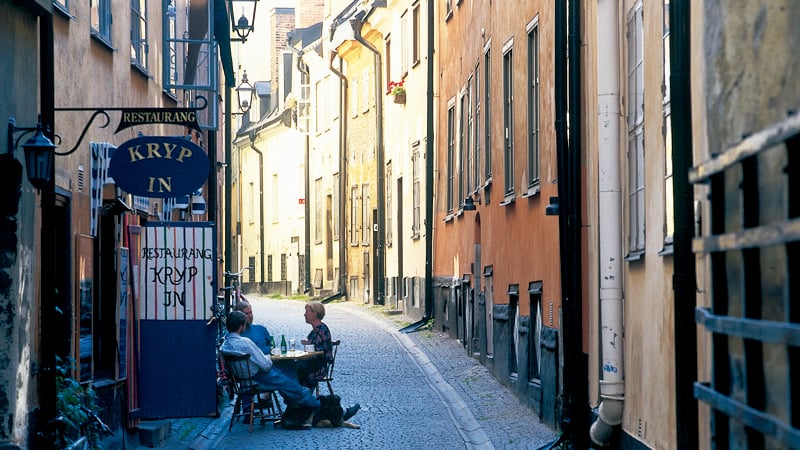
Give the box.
[280,335,287,354]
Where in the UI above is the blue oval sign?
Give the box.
[109,136,209,198]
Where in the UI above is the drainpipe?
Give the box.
[351,17,386,306]
[329,53,348,297]
[589,0,625,446]
[669,0,698,447]
[247,133,266,285]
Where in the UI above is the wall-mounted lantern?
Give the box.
[228,0,259,42]
[236,70,255,114]
[8,116,57,191]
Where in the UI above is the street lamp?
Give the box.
[228,0,258,42]
[7,115,57,190]
[236,70,255,114]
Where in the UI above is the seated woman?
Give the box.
[299,301,333,389]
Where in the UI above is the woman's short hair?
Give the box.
[226,310,247,332]
[306,301,326,320]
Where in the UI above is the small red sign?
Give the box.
[298,198,305,205]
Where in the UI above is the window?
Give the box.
[447,103,456,214]
[90,0,112,45]
[412,145,421,238]
[459,91,467,208]
[466,76,475,194]
[474,62,482,189]
[315,177,323,243]
[350,185,359,245]
[526,19,540,192]
[502,41,515,199]
[401,11,410,76]
[412,2,421,65]
[333,173,340,240]
[362,184,371,245]
[662,0,674,248]
[54,0,70,16]
[484,45,492,181]
[248,257,256,283]
[267,255,273,282]
[386,162,393,247]
[131,0,148,73]
[385,36,392,88]
[164,0,178,97]
[627,2,645,254]
[280,254,287,281]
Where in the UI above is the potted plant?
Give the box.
[389,80,406,104]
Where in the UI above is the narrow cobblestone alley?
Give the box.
[155,297,558,450]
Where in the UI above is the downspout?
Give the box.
[424,0,435,326]
[329,52,348,297]
[669,0,698,447]
[351,17,386,306]
[589,0,625,446]
[555,0,587,444]
[247,133,266,285]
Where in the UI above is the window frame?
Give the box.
[131,0,149,74]
[502,39,515,202]
[526,17,541,195]
[626,1,646,256]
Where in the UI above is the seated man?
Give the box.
[220,311,360,427]
[233,300,272,354]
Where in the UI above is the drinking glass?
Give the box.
[289,338,296,354]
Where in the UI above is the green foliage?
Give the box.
[54,357,103,449]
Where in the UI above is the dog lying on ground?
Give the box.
[279,395,360,430]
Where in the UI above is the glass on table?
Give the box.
[288,338,296,354]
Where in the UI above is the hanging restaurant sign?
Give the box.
[115,108,202,133]
[113,96,207,133]
[109,136,209,198]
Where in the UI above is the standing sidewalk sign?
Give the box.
[137,222,217,419]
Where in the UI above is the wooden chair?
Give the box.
[316,340,341,396]
[222,352,283,432]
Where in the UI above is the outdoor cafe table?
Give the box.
[270,350,323,382]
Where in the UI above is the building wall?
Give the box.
[0,3,46,447]
[371,0,432,317]
[433,0,562,426]
[336,35,380,304]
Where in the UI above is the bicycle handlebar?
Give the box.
[223,267,250,278]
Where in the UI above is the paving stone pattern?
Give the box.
[140,297,558,450]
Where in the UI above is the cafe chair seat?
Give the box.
[222,352,283,432]
[316,340,341,396]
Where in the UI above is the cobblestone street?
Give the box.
[151,296,557,450]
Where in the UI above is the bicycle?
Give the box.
[210,267,250,403]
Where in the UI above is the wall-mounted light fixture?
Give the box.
[7,115,57,191]
[545,196,559,216]
[236,70,255,113]
[463,195,477,211]
[228,0,259,42]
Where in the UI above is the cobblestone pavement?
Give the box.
[140,297,558,450]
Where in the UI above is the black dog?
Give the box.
[280,395,359,430]
[314,394,344,427]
